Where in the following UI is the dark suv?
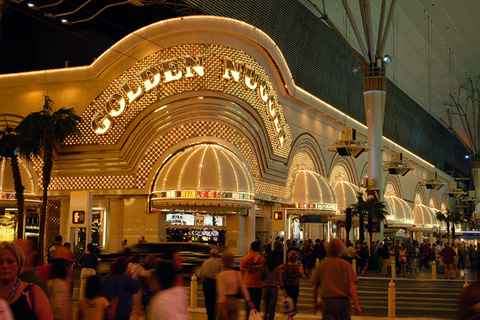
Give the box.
[97,242,220,275]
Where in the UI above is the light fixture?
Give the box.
[383,152,413,176]
[419,171,446,190]
[327,126,368,158]
[27,0,64,10]
[465,155,471,159]
[61,19,70,25]
[443,182,466,198]
[352,65,362,73]
[383,55,392,64]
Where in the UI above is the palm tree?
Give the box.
[345,207,352,242]
[15,96,81,257]
[350,193,368,244]
[448,210,464,240]
[0,126,25,238]
[436,211,448,240]
[365,197,387,252]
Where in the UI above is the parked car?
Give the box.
[96,242,222,275]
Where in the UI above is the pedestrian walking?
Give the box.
[47,250,73,320]
[240,241,266,319]
[78,275,116,320]
[127,254,152,320]
[398,244,407,277]
[311,238,361,319]
[380,242,390,276]
[198,249,223,320]
[262,254,287,320]
[79,243,99,299]
[103,256,140,320]
[282,251,304,320]
[303,240,315,276]
[441,243,459,279]
[147,260,190,320]
[217,252,255,320]
[313,239,326,262]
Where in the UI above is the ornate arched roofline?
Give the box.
[328,155,358,185]
[288,133,326,176]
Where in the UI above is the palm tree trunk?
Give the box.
[446,221,450,241]
[39,135,54,261]
[359,212,365,244]
[368,216,373,253]
[10,155,25,239]
[345,208,352,242]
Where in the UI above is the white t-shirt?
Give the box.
[147,286,190,320]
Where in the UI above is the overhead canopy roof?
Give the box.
[333,181,361,211]
[291,170,337,215]
[385,196,414,226]
[414,204,438,229]
[152,144,254,209]
[0,158,40,208]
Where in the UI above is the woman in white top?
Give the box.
[147,260,190,320]
[216,252,254,320]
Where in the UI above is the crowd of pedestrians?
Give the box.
[2,235,478,320]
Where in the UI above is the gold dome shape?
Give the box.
[333,181,361,211]
[385,196,414,226]
[0,157,39,207]
[291,170,337,214]
[152,144,254,209]
[413,204,437,228]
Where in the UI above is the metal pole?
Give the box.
[432,260,437,280]
[190,274,198,308]
[391,259,395,280]
[388,280,396,318]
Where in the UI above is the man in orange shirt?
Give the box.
[311,238,361,319]
[240,241,266,318]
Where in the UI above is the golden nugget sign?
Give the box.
[91,55,286,147]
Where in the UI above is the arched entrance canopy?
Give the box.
[290,170,337,216]
[384,196,413,227]
[0,158,40,207]
[151,144,254,210]
[413,204,438,231]
[333,181,361,212]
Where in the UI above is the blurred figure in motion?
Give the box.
[103,256,140,320]
[147,260,190,320]
[311,238,361,319]
[199,249,223,320]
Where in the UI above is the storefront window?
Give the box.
[0,208,15,241]
[166,213,225,245]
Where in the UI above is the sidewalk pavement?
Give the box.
[187,307,441,320]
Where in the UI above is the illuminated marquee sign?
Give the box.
[90,51,287,147]
[222,57,286,147]
[91,55,205,135]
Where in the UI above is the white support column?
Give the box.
[363,64,386,201]
[60,198,70,243]
[108,198,124,253]
[364,89,385,198]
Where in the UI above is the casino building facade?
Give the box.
[0,16,463,254]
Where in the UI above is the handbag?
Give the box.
[248,309,262,320]
[280,296,295,316]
